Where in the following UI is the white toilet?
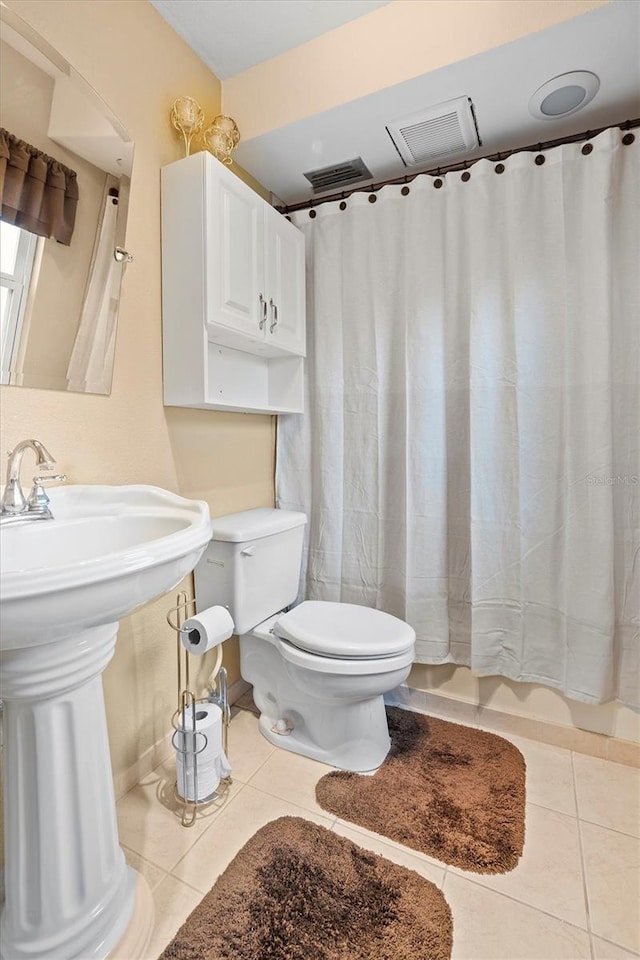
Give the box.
[194,508,415,772]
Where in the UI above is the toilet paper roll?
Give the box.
[180,605,234,655]
[175,703,225,802]
[175,703,222,768]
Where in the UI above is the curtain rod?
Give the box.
[277,118,639,215]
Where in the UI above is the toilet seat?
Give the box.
[273,600,415,660]
[274,632,415,676]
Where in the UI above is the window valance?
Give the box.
[0,128,78,245]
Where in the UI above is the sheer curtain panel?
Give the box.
[277,128,639,707]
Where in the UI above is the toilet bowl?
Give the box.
[194,509,416,772]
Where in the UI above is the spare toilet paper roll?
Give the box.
[176,703,222,768]
[180,605,234,655]
[175,703,225,801]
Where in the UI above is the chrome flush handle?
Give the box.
[259,293,268,330]
[269,298,278,333]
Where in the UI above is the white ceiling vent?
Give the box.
[386,97,480,167]
[304,157,373,194]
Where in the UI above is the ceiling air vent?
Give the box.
[386,97,480,167]
[304,157,373,194]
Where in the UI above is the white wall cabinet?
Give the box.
[161,152,305,413]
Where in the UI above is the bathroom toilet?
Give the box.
[194,508,415,772]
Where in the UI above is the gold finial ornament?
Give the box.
[170,96,205,157]
[202,115,240,165]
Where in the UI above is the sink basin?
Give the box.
[0,485,212,960]
[1,484,212,646]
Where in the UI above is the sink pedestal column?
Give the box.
[0,623,153,960]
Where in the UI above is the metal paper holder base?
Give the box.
[167,591,232,827]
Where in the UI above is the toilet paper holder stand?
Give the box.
[167,590,232,827]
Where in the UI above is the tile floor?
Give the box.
[117,704,640,960]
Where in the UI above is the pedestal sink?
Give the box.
[0,485,212,960]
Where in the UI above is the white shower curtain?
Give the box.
[67,183,120,394]
[277,127,639,707]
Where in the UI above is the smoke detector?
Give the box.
[529,71,599,119]
[386,96,480,167]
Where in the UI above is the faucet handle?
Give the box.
[32,474,67,485]
[27,474,67,515]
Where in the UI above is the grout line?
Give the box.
[525,797,578,819]
[238,747,278,786]
[165,872,210,898]
[238,780,333,822]
[572,751,595,960]
[445,869,593,936]
[591,934,640,958]
[575,816,640,842]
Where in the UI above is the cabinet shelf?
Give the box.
[161,152,305,414]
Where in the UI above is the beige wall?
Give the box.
[224,0,610,140]
[0,0,274,782]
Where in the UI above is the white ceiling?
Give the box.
[231,1,640,205]
[150,0,390,80]
[152,0,640,204]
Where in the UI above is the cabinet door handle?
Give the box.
[269,298,278,333]
[259,293,267,330]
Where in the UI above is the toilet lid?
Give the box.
[273,601,415,660]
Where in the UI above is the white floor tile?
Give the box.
[451,803,588,929]
[581,820,640,953]
[592,936,640,959]
[502,733,577,817]
[444,872,591,959]
[226,708,275,783]
[574,754,640,838]
[117,757,242,872]
[143,875,202,959]
[171,784,334,894]
[122,846,166,892]
[247,745,334,815]
[118,709,639,960]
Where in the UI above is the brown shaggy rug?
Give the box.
[160,817,453,960]
[316,707,526,874]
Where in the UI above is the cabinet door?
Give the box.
[264,206,306,356]
[208,160,264,340]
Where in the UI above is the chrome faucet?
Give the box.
[0,439,66,524]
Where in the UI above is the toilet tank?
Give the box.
[193,508,307,635]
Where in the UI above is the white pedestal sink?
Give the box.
[0,485,212,960]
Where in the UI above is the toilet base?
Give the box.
[240,620,412,773]
[255,695,391,772]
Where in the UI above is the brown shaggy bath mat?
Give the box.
[316,707,526,874]
[160,816,453,960]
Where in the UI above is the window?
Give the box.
[1,221,39,384]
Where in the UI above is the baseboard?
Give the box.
[113,678,253,800]
[386,685,640,768]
